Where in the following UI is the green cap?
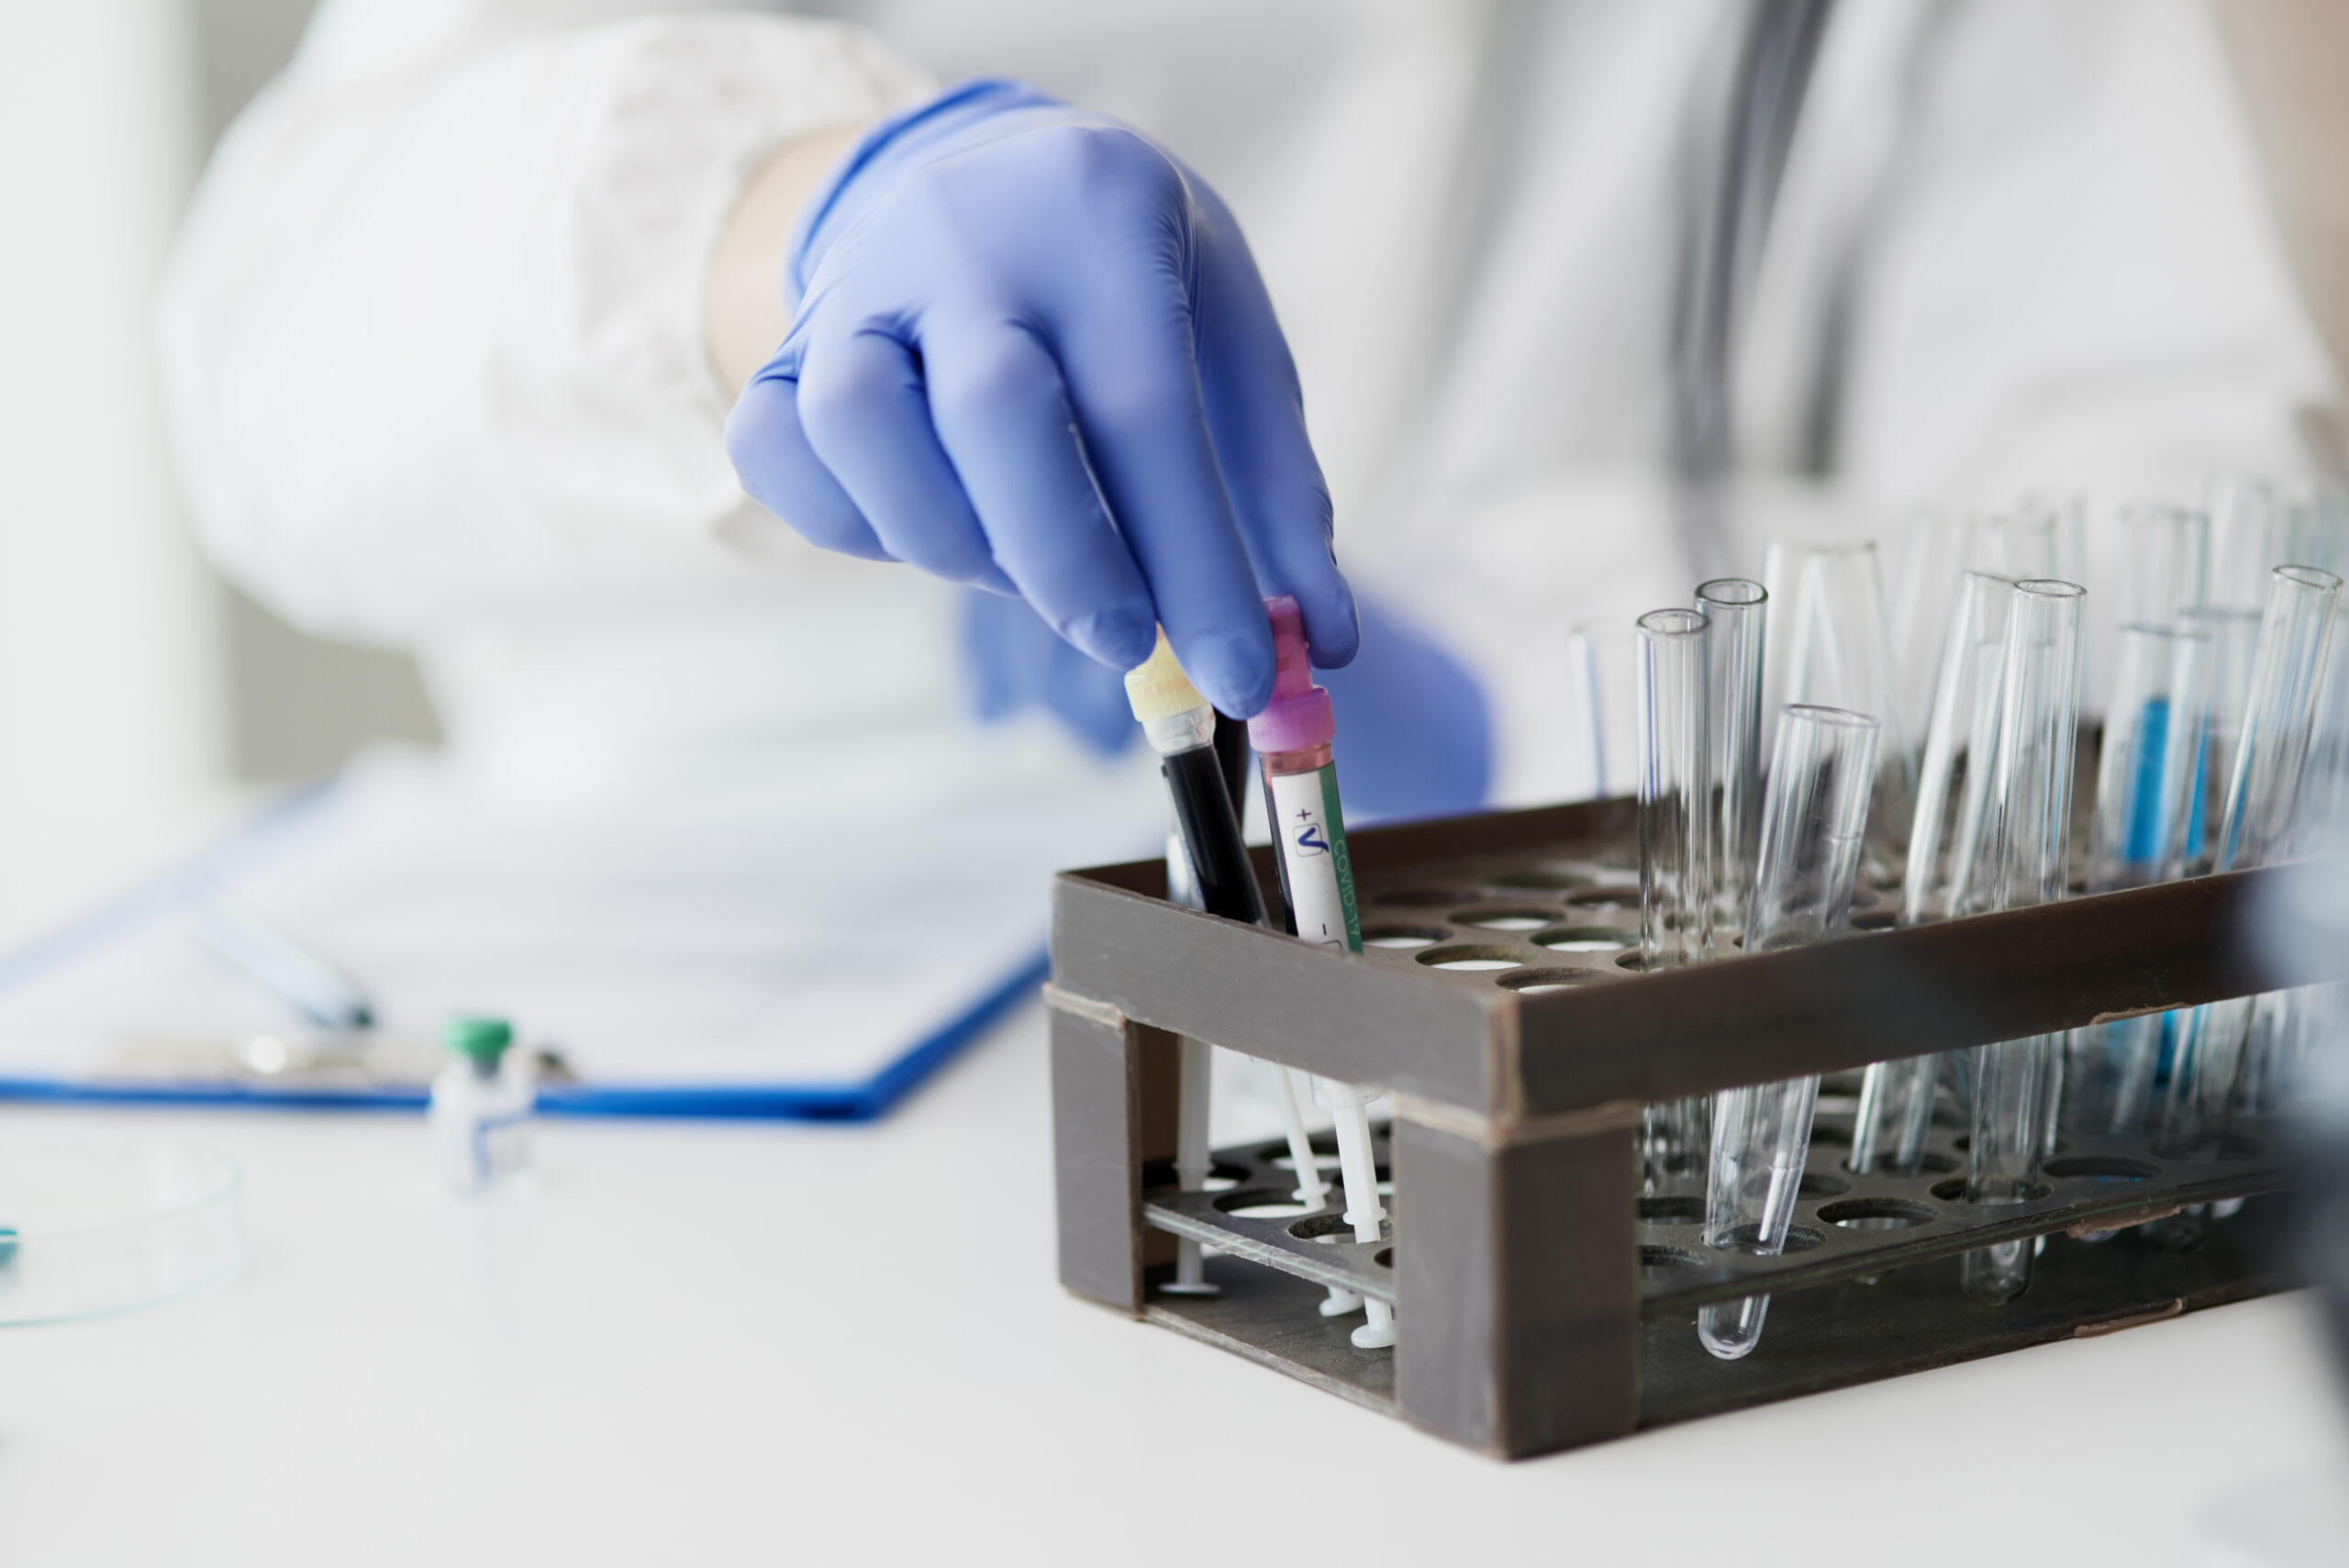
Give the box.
[441,1016,513,1063]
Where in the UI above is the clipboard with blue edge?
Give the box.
[0,745,1155,1120]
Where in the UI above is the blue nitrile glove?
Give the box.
[960,586,1492,821]
[726,80,1357,718]
[1317,595,1493,822]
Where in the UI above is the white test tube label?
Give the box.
[1265,766,1361,951]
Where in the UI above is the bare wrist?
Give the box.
[706,119,871,395]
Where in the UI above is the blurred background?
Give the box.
[0,0,431,940]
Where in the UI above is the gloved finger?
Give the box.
[797,325,1018,594]
[723,368,892,562]
[1050,280,1275,717]
[921,317,1159,672]
[1191,195,1358,669]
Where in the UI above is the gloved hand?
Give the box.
[725,79,1356,718]
[960,585,1492,823]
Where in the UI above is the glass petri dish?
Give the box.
[0,1145,242,1326]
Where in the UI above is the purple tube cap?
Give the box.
[1246,595,1334,755]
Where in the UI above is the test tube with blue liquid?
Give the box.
[2066,621,2210,1140]
[2160,565,2343,1164]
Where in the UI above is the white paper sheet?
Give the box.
[0,730,1165,1096]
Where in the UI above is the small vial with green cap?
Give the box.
[429,1015,534,1195]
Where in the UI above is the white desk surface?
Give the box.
[1,1003,2343,1567]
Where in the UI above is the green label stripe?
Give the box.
[1320,764,1362,952]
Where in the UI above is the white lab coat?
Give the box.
[157,0,2331,803]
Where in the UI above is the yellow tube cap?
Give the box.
[1121,628,1208,723]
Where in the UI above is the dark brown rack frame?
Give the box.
[1047,796,2346,1458]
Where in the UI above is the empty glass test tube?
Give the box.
[1761,539,1916,882]
[2209,473,2282,608]
[1638,608,1715,971]
[2177,606,2265,875]
[1698,579,1767,928]
[1565,623,1642,801]
[2214,565,2344,872]
[1961,579,2085,1306]
[1699,705,1880,1362]
[1888,509,1971,738]
[1972,506,2061,583]
[2113,504,2211,628]
[1850,572,2013,1177]
[1701,707,1879,1355]
[1637,608,1714,1186]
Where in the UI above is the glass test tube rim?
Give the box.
[1696,577,1768,609]
[1638,606,1709,639]
[2011,576,2087,604]
[2272,563,2345,595]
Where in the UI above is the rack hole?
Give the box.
[1499,968,1615,993]
[1639,1195,1705,1226]
[1453,906,1562,931]
[1533,926,1635,953]
[1850,909,1898,931]
[1818,1198,1937,1229]
[1930,1177,2051,1204]
[1486,868,1596,892]
[1375,1248,1393,1269]
[2219,1135,2266,1160]
[1841,1151,1957,1176]
[2043,1155,2160,1183]
[1374,888,1472,908]
[1215,1189,1321,1219]
[1362,925,1450,950]
[1710,1224,1825,1254]
[1641,1245,1705,1273]
[1142,1160,1251,1192]
[1417,945,1526,972]
[1288,1213,1360,1244]
[1566,886,1639,913]
[1799,1173,1851,1198]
